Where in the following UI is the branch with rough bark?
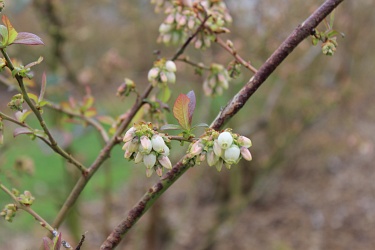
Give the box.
[100,0,345,249]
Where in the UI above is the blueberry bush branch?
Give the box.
[100,0,345,248]
[49,16,207,230]
[1,48,88,174]
[46,101,110,143]
[0,183,73,249]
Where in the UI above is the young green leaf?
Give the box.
[191,123,209,129]
[160,124,182,131]
[0,25,8,47]
[27,93,39,104]
[173,93,191,130]
[158,85,171,103]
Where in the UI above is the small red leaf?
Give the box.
[12,32,44,46]
[186,90,196,124]
[173,94,191,130]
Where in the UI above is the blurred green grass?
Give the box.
[0,123,132,232]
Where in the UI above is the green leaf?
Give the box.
[27,93,39,104]
[33,129,48,139]
[158,85,171,103]
[0,25,7,47]
[312,37,319,46]
[81,95,94,111]
[192,123,209,129]
[84,107,97,118]
[160,124,182,131]
[18,110,32,123]
[38,100,50,107]
[326,30,340,38]
[173,93,191,130]
[329,11,335,29]
[3,15,18,45]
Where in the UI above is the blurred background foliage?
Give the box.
[1,0,375,249]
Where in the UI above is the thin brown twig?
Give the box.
[171,14,211,61]
[1,49,88,174]
[214,36,258,74]
[46,102,110,143]
[176,57,211,70]
[100,1,345,249]
[0,184,73,249]
[0,111,52,146]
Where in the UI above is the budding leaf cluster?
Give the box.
[0,203,17,222]
[185,128,252,171]
[123,122,172,177]
[148,59,177,88]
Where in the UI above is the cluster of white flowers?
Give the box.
[203,63,231,96]
[148,59,177,87]
[185,129,252,171]
[153,0,232,49]
[158,5,197,46]
[123,123,172,177]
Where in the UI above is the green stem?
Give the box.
[1,49,88,174]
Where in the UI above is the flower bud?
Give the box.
[124,150,132,159]
[163,33,172,44]
[240,147,252,161]
[143,153,156,169]
[140,136,152,154]
[151,135,166,153]
[122,141,131,151]
[224,145,240,164]
[128,138,139,153]
[190,140,203,156]
[215,159,223,172]
[213,140,223,157]
[165,60,177,72]
[159,23,172,33]
[156,166,163,177]
[123,127,136,142]
[162,145,170,156]
[159,71,168,83]
[207,149,219,166]
[165,71,176,84]
[148,68,159,82]
[217,131,233,149]
[238,136,252,148]
[146,168,153,177]
[158,155,172,169]
[134,152,144,164]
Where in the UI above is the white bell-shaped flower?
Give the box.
[217,131,233,149]
[224,144,240,164]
